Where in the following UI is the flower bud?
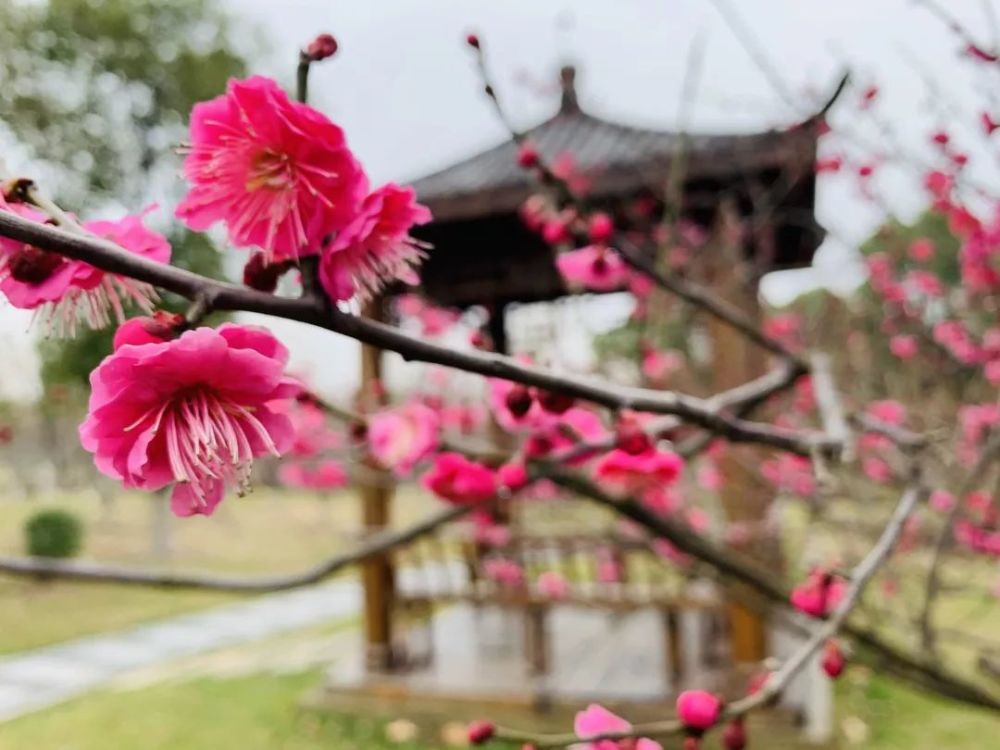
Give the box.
[466,33,481,49]
[243,252,291,292]
[821,639,846,678]
[466,720,495,745]
[517,143,540,169]
[505,385,534,418]
[721,718,747,750]
[537,390,575,415]
[304,33,338,61]
[676,690,722,734]
[588,212,614,243]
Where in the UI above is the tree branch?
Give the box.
[0,210,837,456]
[0,504,471,591]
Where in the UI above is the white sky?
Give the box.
[2,0,998,401]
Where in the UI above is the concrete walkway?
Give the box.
[0,579,360,722]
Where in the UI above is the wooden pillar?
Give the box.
[359,297,396,672]
[703,204,779,665]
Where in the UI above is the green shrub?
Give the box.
[25,510,83,559]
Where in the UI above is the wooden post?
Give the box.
[359,297,396,673]
[702,203,780,665]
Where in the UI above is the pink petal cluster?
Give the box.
[278,459,348,490]
[790,569,847,618]
[593,448,684,497]
[176,76,366,262]
[0,201,170,335]
[536,570,571,599]
[367,401,439,476]
[319,183,431,302]
[555,246,629,292]
[574,704,662,750]
[79,323,295,516]
[421,452,496,504]
[760,454,816,497]
[676,690,723,732]
[482,557,525,587]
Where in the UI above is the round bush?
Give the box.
[25,510,83,559]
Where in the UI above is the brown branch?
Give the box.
[0,504,470,591]
[0,210,835,456]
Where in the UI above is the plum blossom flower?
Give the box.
[889,334,918,359]
[593,448,684,497]
[319,183,431,302]
[574,704,662,750]
[536,570,570,599]
[80,324,296,516]
[791,569,846,618]
[278,459,348,490]
[176,76,367,261]
[421,452,496,504]
[555,246,629,291]
[482,557,524,587]
[0,201,170,336]
[367,401,439,476]
[761,454,815,497]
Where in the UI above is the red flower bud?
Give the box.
[505,385,534,418]
[616,417,652,455]
[931,130,949,146]
[821,639,846,678]
[467,720,495,745]
[466,33,481,49]
[588,212,614,243]
[537,391,575,415]
[676,690,723,734]
[722,719,747,750]
[243,253,291,292]
[517,143,540,169]
[113,311,184,350]
[304,33,338,61]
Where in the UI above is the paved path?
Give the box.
[0,579,360,722]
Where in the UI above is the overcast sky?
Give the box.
[2,0,997,401]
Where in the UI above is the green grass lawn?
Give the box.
[0,485,438,653]
[2,665,998,750]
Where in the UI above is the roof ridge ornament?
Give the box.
[559,64,580,114]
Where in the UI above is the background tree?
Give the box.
[0,0,249,390]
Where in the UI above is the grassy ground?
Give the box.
[0,485,437,653]
[2,665,998,750]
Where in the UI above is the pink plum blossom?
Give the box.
[536,571,571,599]
[176,76,367,261]
[791,569,847,618]
[889,334,918,359]
[930,490,956,512]
[421,452,496,504]
[593,448,684,497]
[555,246,629,291]
[367,401,439,476]
[319,183,431,302]
[574,704,662,750]
[80,323,296,516]
[0,201,170,335]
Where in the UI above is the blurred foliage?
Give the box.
[0,0,250,389]
[25,509,83,558]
